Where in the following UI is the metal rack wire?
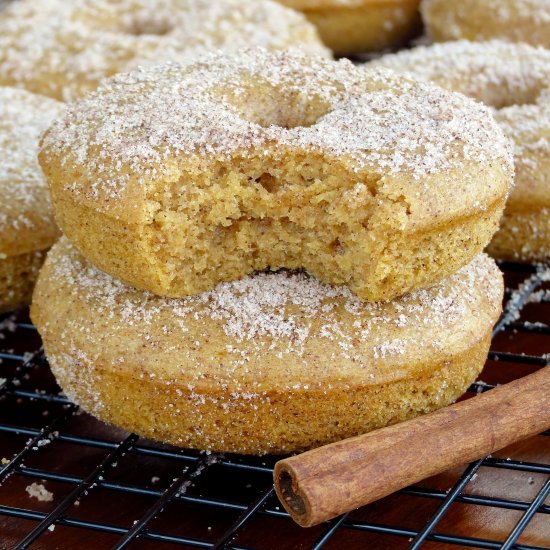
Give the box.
[0,260,549,549]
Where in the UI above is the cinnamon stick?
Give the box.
[274,366,550,527]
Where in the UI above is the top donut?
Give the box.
[0,0,329,101]
[39,48,513,302]
[422,0,550,48]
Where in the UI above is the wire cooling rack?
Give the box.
[0,261,549,550]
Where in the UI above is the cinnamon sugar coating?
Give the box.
[372,40,550,260]
[31,240,503,454]
[40,49,513,302]
[0,0,329,102]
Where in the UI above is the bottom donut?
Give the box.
[31,239,503,455]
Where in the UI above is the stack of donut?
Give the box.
[32,47,513,454]
[0,0,531,455]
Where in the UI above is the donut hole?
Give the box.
[474,83,548,110]
[494,90,544,109]
[220,79,333,129]
[120,14,174,36]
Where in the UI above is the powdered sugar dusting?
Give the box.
[201,271,356,346]
[496,103,550,173]
[0,87,63,183]
[41,48,513,205]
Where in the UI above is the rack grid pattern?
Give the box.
[0,261,549,549]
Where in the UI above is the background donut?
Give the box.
[277,0,421,55]
[0,86,64,313]
[421,0,550,48]
[0,0,329,101]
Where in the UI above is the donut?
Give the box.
[31,239,503,454]
[0,0,329,102]
[276,0,421,55]
[371,40,550,261]
[39,49,513,302]
[421,0,550,49]
[0,87,64,313]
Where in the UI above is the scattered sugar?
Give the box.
[25,482,54,502]
[41,48,513,205]
[523,321,548,329]
[505,264,550,322]
[528,288,550,304]
[0,316,17,334]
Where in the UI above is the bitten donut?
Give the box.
[0,87,64,313]
[372,41,550,260]
[0,0,328,102]
[277,0,421,55]
[32,239,503,454]
[421,0,550,49]
[39,49,513,302]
